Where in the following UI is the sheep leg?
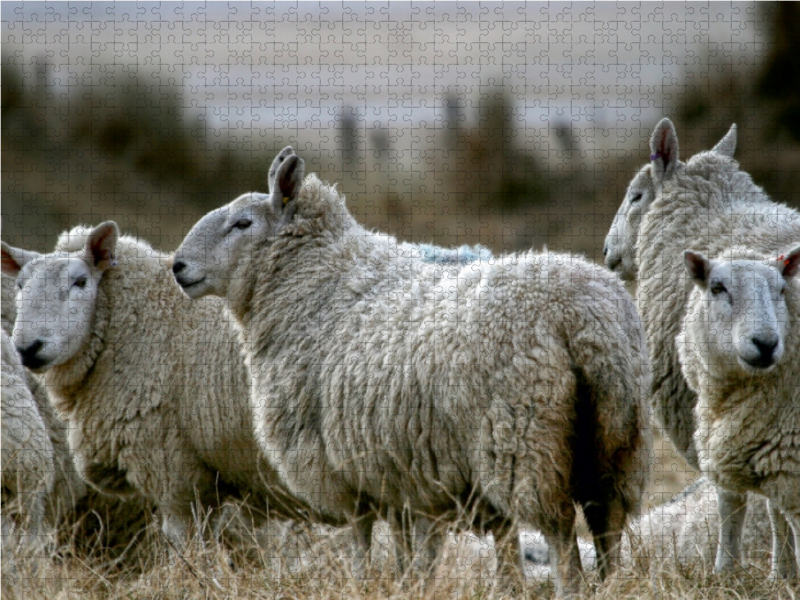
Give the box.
[784,510,800,578]
[583,495,626,581]
[714,488,746,573]
[388,510,412,574]
[161,510,191,551]
[492,519,523,583]
[768,500,796,579]
[546,525,582,598]
[351,512,376,579]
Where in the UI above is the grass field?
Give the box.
[3,430,796,600]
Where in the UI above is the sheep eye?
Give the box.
[631,193,643,203]
[780,285,787,296]
[74,277,87,289]
[710,282,727,296]
[231,218,252,231]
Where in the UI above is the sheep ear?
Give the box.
[650,118,680,184]
[684,250,711,287]
[711,124,737,158]
[1,242,40,277]
[778,245,800,280]
[271,153,305,227]
[84,221,119,271]
[268,146,296,193]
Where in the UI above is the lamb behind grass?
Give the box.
[173,148,651,596]
[604,118,799,575]
[678,247,800,577]
[1,224,326,555]
[629,478,775,568]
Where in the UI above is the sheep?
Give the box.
[171,147,651,596]
[629,478,775,568]
[603,117,800,576]
[0,224,331,559]
[1,325,53,567]
[677,246,800,577]
[2,273,154,566]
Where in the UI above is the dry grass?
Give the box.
[2,435,796,600]
[3,520,797,600]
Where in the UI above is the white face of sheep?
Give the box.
[603,119,736,281]
[0,222,119,372]
[683,247,800,375]
[173,147,305,300]
[603,164,657,281]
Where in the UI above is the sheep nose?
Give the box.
[606,256,621,271]
[172,260,186,275]
[752,337,778,364]
[16,339,44,369]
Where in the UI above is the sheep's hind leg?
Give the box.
[545,518,582,599]
[714,488,746,573]
[583,495,626,581]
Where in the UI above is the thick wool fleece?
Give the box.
[43,230,319,529]
[679,258,800,519]
[229,175,649,552]
[636,152,800,470]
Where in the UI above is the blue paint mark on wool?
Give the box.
[418,243,492,265]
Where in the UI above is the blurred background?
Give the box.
[3,1,800,263]
[4,1,800,507]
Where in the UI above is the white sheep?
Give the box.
[604,118,800,576]
[172,148,651,596]
[678,246,800,576]
[1,224,331,557]
[629,478,775,568]
[1,273,154,564]
[1,325,53,565]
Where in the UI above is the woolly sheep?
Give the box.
[1,325,53,565]
[678,246,800,577]
[172,148,651,596]
[1,224,329,555]
[606,118,800,575]
[2,273,154,566]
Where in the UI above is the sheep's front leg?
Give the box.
[162,510,192,551]
[768,500,796,579]
[351,512,376,579]
[714,488,747,573]
[786,510,800,578]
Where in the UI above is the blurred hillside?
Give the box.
[0,54,644,259]
[3,2,800,258]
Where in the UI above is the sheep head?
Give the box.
[1,222,119,371]
[173,147,305,301]
[682,245,800,378]
[603,119,736,281]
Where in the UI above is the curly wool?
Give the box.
[229,174,649,560]
[42,228,321,533]
[637,152,800,469]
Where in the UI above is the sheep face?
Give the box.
[172,192,273,300]
[683,248,800,377]
[174,147,305,301]
[603,164,656,280]
[0,222,119,372]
